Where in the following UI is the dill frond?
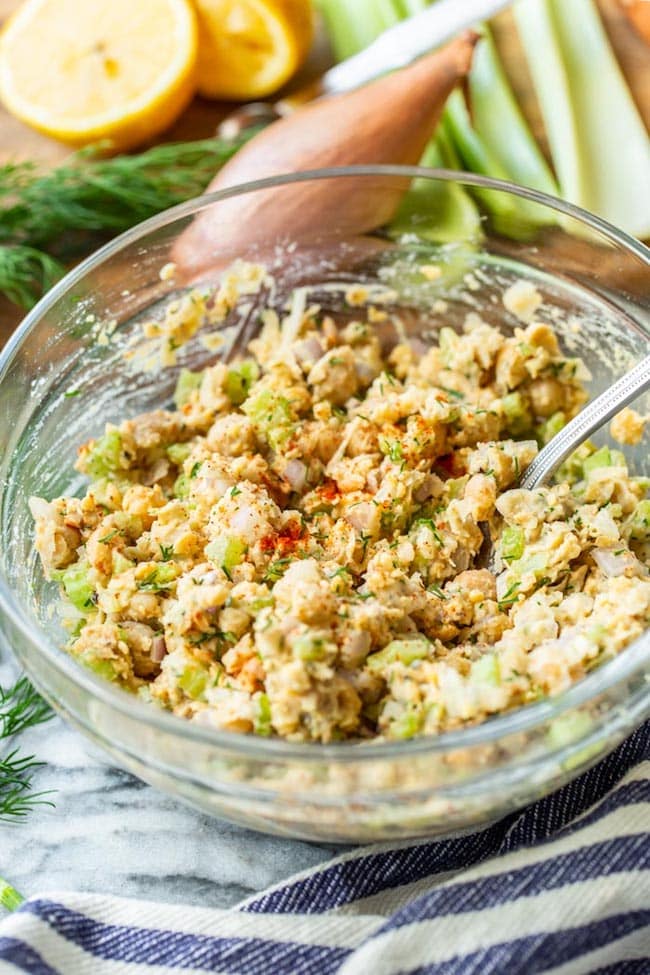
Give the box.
[0,246,65,308]
[0,133,254,257]
[0,676,53,739]
[0,678,54,822]
[0,749,54,823]
[0,132,254,308]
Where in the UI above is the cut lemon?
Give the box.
[193,0,313,100]
[0,0,198,151]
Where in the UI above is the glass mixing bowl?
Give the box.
[0,168,648,843]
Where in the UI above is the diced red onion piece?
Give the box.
[143,457,170,485]
[200,570,221,586]
[345,630,371,665]
[414,474,443,503]
[151,635,167,662]
[366,470,380,493]
[200,475,235,498]
[231,506,261,538]
[452,547,471,573]
[409,338,430,356]
[592,548,642,577]
[294,337,324,365]
[284,459,307,492]
[345,503,375,532]
[355,361,378,383]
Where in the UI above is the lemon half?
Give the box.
[193,0,313,100]
[0,0,198,151]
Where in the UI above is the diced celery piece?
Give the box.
[59,561,94,611]
[557,441,596,483]
[85,430,123,479]
[547,710,593,750]
[137,563,178,590]
[501,392,533,436]
[628,500,650,541]
[178,666,209,700]
[540,411,565,444]
[242,389,296,450]
[424,701,444,724]
[389,707,424,740]
[167,442,192,465]
[438,327,458,366]
[254,692,272,737]
[225,359,260,406]
[174,369,203,408]
[470,654,500,686]
[366,637,430,673]
[112,552,133,574]
[293,634,329,661]
[587,623,607,645]
[80,653,117,682]
[501,525,525,562]
[173,473,190,499]
[446,475,469,500]
[514,553,548,577]
[205,536,247,572]
[583,445,613,474]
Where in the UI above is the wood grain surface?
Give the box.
[0,0,648,341]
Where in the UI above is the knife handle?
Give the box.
[217,79,326,141]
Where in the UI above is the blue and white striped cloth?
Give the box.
[1,722,648,975]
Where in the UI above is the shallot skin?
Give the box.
[173,33,479,277]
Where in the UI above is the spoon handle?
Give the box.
[520,353,650,490]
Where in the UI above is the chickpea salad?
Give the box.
[31,265,650,744]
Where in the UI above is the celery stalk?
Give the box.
[318,0,401,60]
[443,92,527,233]
[514,0,650,238]
[400,0,430,12]
[390,135,482,243]
[468,26,558,198]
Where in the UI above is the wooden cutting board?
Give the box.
[0,0,648,340]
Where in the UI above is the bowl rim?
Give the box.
[1,164,649,764]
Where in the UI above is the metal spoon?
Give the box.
[477,353,650,570]
[520,353,650,490]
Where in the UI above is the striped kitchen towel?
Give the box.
[1,722,648,975]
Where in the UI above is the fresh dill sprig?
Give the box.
[0,245,65,308]
[0,676,53,739]
[0,749,53,823]
[0,133,254,258]
[0,875,24,911]
[0,677,54,823]
[0,132,254,309]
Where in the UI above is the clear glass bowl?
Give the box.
[1,168,648,843]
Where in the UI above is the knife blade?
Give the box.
[322,0,512,95]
